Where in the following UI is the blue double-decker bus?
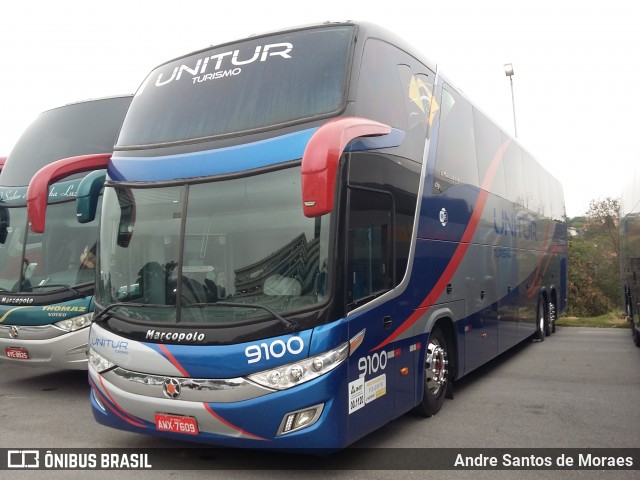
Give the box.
[28,22,567,448]
[0,96,131,370]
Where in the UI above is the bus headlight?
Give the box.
[247,342,349,390]
[88,348,115,373]
[54,313,92,332]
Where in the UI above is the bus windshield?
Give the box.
[116,25,354,147]
[97,166,330,324]
[0,199,99,293]
[1,97,131,186]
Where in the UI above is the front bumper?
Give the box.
[89,363,348,450]
[0,324,90,370]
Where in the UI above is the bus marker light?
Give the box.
[400,367,409,376]
[349,329,366,356]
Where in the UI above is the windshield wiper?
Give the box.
[93,302,175,323]
[188,301,299,331]
[92,301,298,331]
[29,284,83,295]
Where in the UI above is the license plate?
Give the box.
[155,413,199,435]
[5,347,30,360]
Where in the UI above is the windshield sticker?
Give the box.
[0,180,80,204]
[348,373,388,415]
[348,377,365,414]
[365,374,387,403]
[149,43,293,90]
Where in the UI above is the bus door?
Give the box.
[518,248,539,338]
[344,185,399,431]
[463,244,499,372]
[497,245,520,353]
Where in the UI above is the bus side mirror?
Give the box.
[300,117,393,218]
[0,157,9,243]
[76,169,106,223]
[116,187,136,248]
[27,153,111,233]
[0,206,9,244]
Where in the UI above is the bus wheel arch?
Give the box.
[414,317,456,417]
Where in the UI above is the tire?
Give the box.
[534,297,546,341]
[414,326,449,417]
[547,301,556,335]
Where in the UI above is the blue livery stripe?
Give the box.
[108,128,318,181]
[108,126,405,182]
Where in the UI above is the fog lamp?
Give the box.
[277,404,324,435]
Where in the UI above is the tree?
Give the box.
[567,197,620,316]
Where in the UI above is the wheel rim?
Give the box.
[425,338,448,396]
[538,306,545,333]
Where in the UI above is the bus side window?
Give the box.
[433,85,479,193]
[346,187,393,310]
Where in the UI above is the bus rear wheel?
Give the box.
[545,302,556,337]
[414,326,449,417]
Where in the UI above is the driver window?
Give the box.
[346,187,393,310]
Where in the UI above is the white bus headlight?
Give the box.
[88,348,115,373]
[247,342,348,390]
[54,313,92,332]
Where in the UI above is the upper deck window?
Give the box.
[117,26,354,147]
[1,97,130,187]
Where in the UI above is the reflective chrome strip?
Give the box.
[102,366,274,403]
[0,324,67,340]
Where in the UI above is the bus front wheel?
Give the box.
[414,326,449,417]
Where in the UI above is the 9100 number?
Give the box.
[245,337,305,364]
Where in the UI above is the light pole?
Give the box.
[504,63,517,138]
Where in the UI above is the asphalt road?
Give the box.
[1,326,639,479]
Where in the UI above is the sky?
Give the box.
[1,0,638,218]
